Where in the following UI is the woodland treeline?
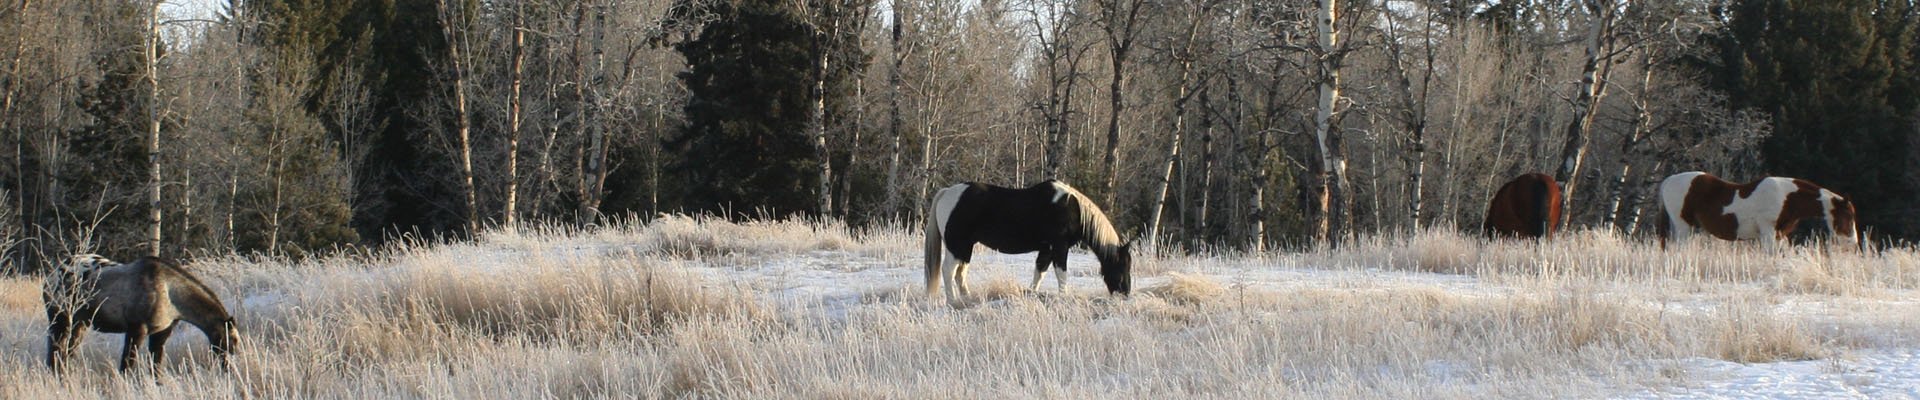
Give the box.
[2,0,1917,270]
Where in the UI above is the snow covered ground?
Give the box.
[668,238,1920,399]
[5,218,1920,398]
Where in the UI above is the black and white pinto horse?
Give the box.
[924,180,1131,303]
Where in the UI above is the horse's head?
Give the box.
[1098,242,1132,295]
[1826,192,1860,249]
[209,317,242,365]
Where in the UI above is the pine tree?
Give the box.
[667,0,837,218]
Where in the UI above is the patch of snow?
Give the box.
[1619,349,1920,399]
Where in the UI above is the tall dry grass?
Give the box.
[0,217,1913,398]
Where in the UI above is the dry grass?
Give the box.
[0,218,1913,398]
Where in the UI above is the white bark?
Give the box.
[144,0,163,256]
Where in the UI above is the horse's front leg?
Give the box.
[118,325,150,373]
[46,317,76,372]
[1031,252,1053,292]
[148,324,176,370]
[1052,248,1070,292]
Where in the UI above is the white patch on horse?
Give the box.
[1050,181,1070,203]
[1818,189,1839,238]
[1660,172,1707,245]
[1723,178,1796,247]
[933,184,967,236]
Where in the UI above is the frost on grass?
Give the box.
[1,218,1918,399]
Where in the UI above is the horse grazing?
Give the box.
[925,180,1131,302]
[1658,171,1860,250]
[1482,173,1564,239]
[45,254,241,373]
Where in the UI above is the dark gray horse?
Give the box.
[44,254,241,372]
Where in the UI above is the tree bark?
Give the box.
[5,0,31,270]
[576,2,609,222]
[1148,5,1207,242]
[1382,3,1435,230]
[882,3,906,220]
[1554,0,1620,224]
[1606,51,1656,229]
[1311,0,1349,243]
[505,6,525,229]
[1097,0,1141,207]
[438,0,479,234]
[811,8,836,216]
[144,0,164,256]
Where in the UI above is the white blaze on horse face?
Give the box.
[1660,172,1706,241]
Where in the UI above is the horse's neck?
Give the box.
[166,277,230,326]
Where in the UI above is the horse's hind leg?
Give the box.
[940,255,963,303]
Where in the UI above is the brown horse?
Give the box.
[1482,173,1563,239]
[1658,171,1859,250]
[45,254,241,373]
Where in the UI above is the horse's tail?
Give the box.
[1657,205,1671,250]
[924,192,944,298]
[1534,177,1555,238]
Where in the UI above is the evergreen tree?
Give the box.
[668,0,831,218]
[1704,0,1920,239]
[249,0,465,240]
[65,1,157,256]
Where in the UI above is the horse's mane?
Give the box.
[142,257,226,304]
[1048,181,1125,250]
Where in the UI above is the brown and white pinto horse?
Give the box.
[1482,173,1563,239]
[1658,171,1859,250]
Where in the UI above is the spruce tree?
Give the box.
[669,0,824,218]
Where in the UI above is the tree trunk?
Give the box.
[267,135,283,255]
[439,0,478,234]
[1146,57,1190,241]
[1097,0,1141,207]
[840,73,863,218]
[882,4,905,220]
[577,2,609,222]
[144,0,163,256]
[1605,51,1656,229]
[505,7,525,229]
[1382,3,1435,230]
[811,14,836,216]
[1311,0,1348,243]
[1553,0,1619,224]
[5,0,31,271]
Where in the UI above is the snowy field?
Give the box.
[3,215,1920,398]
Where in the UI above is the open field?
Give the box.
[4,216,1920,399]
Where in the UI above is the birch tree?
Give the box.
[1145,0,1221,241]
[143,0,164,256]
[1551,0,1624,223]
[1094,0,1145,206]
